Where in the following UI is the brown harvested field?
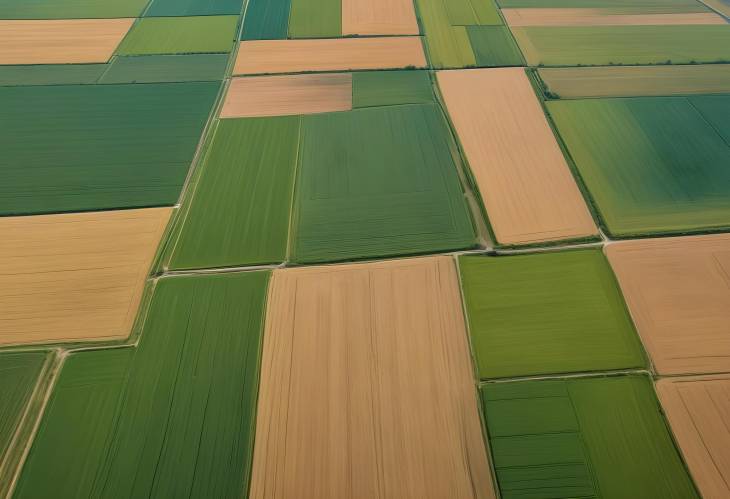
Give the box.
[220,73,352,118]
[656,376,730,499]
[0,19,134,65]
[250,256,495,499]
[0,207,171,346]
[342,0,419,35]
[605,233,730,375]
[436,68,597,245]
[233,37,427,75]
[501,8,726,27]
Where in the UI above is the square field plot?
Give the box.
[0,208,171,346]
[14,272,269,499]
[290,103,477,263]
[116,16,239,56]
[0,82,218,215]
[460,249,644,379]
[548,95,730,237]
[606,234,730,375]
[481,375,699,499]
[657,376,730,499]
[251,257,495,499]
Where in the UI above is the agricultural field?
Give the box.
[2,0,730,497]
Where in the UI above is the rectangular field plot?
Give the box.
[116,16,239,56]
[0,64,106,86]
[496,0,714,12]
[251,257,495,499]
[460,250,644,379]
[290,103,476,263]
[234,37,426,75]
[0,0,148,18]
[548,95,730,236]
[342,0,419,35]
[0,207,171,346]
[502,8,725,26]
[99,54,229,84]
[416,0,524,68]
[221,73,352,118]
[0,82,219,215]
[14,272,269,499]
[0,352,49,496]
[606,234,730,375]
[482,376,699,499]
[0,19,133,65]
[241,0,291,40]
[288,0,341,37]
[145,0,243,16]
[169,117,299,270]
[657,376,730,499]
[437,68,597,246]
[513,25,730,66]
[352,70,434,108]
[538,65,730,98]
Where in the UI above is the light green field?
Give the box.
[548,95,730,236]
[539,64,730,98]
[288,0,340,37]
[15,272,269,499]
[702,0,730,16]
[170,117,299,269]
[116,16,239,56]
[460,250,644,379]
[481,376,700,499]
[497,0,710,12]
[352,71,434,108]
[290,103,476,263]
[513,25,730,66]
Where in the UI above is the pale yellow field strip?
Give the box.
[501,8,726,26]
[436,68,597,245]
[0,19,135,65]
[657,376,730,499]
[220,73,352,118]
[701,0,730,17]
[606,233,730,375]
[342,0,419,35]
[0,207,171,346]
[234,37,427,75]
[250,256,495,499]
[539,65,730,98]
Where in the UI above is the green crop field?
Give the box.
[145,0,243,16]
[352,71,434,108]
[290,103,477,263]
[460,250,644,379]
[496,0,710,11]
[241,0,291,39]
[416,0,523,68]
[100,54,229,84]
[170,117,300,270]
[538,65,730,99]
[0,81,219,215]
[548,95,730,237]
[0,64,107,86]
[0,0,148,18]
[116,16,239,56]
[15,272,269,498]
[513,25,730,66]
[288,0,340,38]
[482,376,699,499]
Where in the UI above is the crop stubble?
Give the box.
[437,68,597,245]
[656,376,730,499]
[0,207,171,346]
[606,234,730,375]
[221,73,352,118]
[341,0,419,35]
[250,257,495,499]
[0,19,133,65]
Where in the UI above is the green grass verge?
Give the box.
[0,81,219,215]
[481,375,699,499]
[116,16,239,56]
[290,103,477,263]
[513,25,730,66]
[352,70,434,108]
[170,117,299,269]
[460,249,645,379]
[15,271,269,499]
[547,95,730,237]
